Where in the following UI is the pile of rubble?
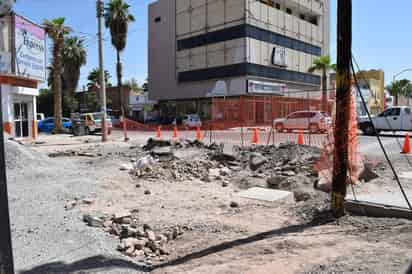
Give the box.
[83,211,186,262]
[128,138,230,182]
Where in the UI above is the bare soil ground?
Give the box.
[9,133,412,274]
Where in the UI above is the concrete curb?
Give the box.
[345,199,412,220]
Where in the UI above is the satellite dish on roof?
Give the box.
[0,0,14,16]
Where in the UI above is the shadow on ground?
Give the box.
[19,255,150,274]
[152,212,335,270]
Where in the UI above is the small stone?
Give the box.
[220,167,231,176]
[135,239,147,250]
[147,240,160,252]
[143,224,152,231]
[281,170,296,177]
[113,210,131,223]
[103,220,113,228]
[230,201,239,208]
[111,223,122,235]
[221,181,229,187]
[208,168,220,178]
[83,214,104,228]
[146,230,156,241]
[64,200,77,210]
[125,246,136,257]
[267,176,287,189]
[122,237,139,249]
[120,217,132,224]
[249,153,267,171]
[82,198,95,205]
[135,183,141,188]
[159,246,170,255]
[134,250,145,257]
[126,227,137,237]
[156,234,168,245]
[136,227,146,237]
[144,190,151,195]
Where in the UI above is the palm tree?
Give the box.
[386,79,412,106]
[87,68,111,90]
[104,0,135,120]
[62,36,87,96]
[308,56,336,112]
[43,17,72,133]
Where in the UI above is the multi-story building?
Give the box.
[149,0,330,121]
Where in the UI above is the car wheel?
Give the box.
[309,124,319,134]
[362,123,375,136]
[275,123,284,133]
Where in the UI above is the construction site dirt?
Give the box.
[6,132,412,274]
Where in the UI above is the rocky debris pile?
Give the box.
[48,150,102,158]
[128,139,233,182]
[83,211,186,262]
[233,143,322,202]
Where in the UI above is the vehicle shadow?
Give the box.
[152,211,335,270]
[19,255,151,274]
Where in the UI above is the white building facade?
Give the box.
[0,13,45,139]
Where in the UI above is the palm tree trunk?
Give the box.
[322,70,328,112]
[117,50,123,119]
[53,40,63,133]
[395,94,399,106]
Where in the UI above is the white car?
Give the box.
[274,111,331,133]
[182,114,202,129]
[358,106,412,135]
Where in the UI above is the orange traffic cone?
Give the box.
[173,126,178,138]
[196,127,202,141]
[402,133,411,154]
[252,128,259,144]
[297,130,304,145]
[156,126,161,139]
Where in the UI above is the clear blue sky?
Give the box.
[12,0,412,88]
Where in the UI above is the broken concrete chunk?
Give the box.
[266,176,288,189]
[146,230,156,242]
[83,214,105,228]
[249,153,267,171]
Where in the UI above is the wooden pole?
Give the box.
[332,0,352,217]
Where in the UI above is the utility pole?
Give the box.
[0,4,16,274]
[97,0,108,142]
[332,0,352,217]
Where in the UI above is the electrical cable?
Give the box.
[351,57,412,210]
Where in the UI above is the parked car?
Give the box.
[274,111,331,133]
[358,106,412,135]
[182,114,202,128]
[38,117,72,133]
[79,112,113,135]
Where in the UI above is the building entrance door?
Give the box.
[14,103,29,138]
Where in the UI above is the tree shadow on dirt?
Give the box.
[19,255,151,274]
[152,210,336,270]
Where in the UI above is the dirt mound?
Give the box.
[4,136,50,170]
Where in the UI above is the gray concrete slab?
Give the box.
[347,192,412,209]
[346,191,412,219]
[238,187,294,203]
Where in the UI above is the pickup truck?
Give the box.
[358,106,412,135]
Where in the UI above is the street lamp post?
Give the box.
[0,2,16,274]
[393,68,412,106]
